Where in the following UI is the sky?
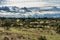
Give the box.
[0,0,60,7]
[0,0,60,18]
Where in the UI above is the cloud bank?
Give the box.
[0,0,60,7]
[0,0,60,18]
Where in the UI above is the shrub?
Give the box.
[38,36,47,40]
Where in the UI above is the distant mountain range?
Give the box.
[0,6,60,18]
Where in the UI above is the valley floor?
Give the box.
[0,27,60,40]
[0,18,60,40]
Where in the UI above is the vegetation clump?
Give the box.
[38,36,47,40]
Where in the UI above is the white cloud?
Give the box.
[0,0,60,18]
[0,0,48,7]
[1,2,47,7]
[41,11,60,14]
[0,0,60,7]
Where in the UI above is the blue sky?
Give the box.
[0,0,60,7]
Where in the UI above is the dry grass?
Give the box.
[0,27,60,40]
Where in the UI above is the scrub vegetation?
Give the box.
[0,18,60,40]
